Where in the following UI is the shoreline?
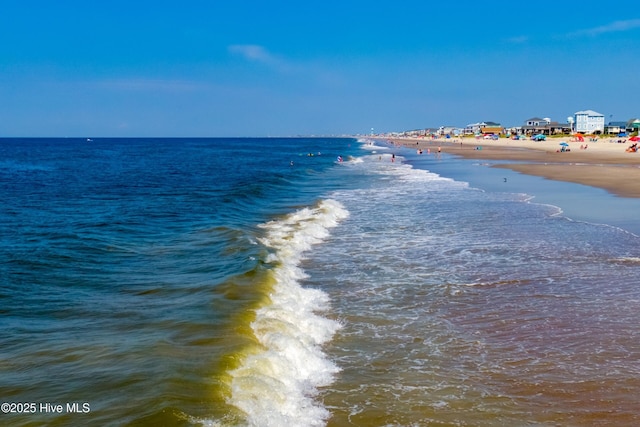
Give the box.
[389,137,640,198]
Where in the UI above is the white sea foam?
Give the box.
[228,199,348,427]
[359,139,388,151]
[367,155,468,190]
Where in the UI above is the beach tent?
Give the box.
[532,134,546,141]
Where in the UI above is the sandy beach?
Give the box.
[391,136,640,198]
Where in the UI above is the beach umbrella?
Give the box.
[559,142,569,146]
[629,136,640,141]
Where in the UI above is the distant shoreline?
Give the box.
[389,136,640,198]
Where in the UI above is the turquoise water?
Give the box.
[1,138,639,426]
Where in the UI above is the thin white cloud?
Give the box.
[228,45,274,63]
[568,19,640,37]
[228,44,293,72]
[227,44,347,88]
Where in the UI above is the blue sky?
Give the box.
[1,1,639,137]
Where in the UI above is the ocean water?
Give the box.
[1,137,639,427]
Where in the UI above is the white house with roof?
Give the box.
[574,110,605,133]
[463,122,486,135]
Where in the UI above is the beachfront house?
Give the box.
[522,117,549,135]
[480,121,503,135]
[464,121,501,135]
[607,118,640,135]
[437,126,461,137]
[463,123,481,135]
[605,121,627,135]
[522,117,571,135]
[526,117,550,127]
[574,110,605,134]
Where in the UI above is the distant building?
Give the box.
[400,129,429,137]
[522,117,549,135]
[574,110,605,134]
[627,118,640,133]
[463,122,484,135]
[525,117,550,127]
[480,121,502,135]
[605,121,627,134]
[438,126,460,136]
[464,121,501,135]
[606,119,640,134]
[521,117,571,135]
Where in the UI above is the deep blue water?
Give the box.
[0,137,359,426]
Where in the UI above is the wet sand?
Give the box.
[391,137,640,198]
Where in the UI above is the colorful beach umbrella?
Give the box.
[629,136,640,141]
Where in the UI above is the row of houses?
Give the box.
[472,111,640,136]
[395,110,640,138]
[523,115,637,136]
